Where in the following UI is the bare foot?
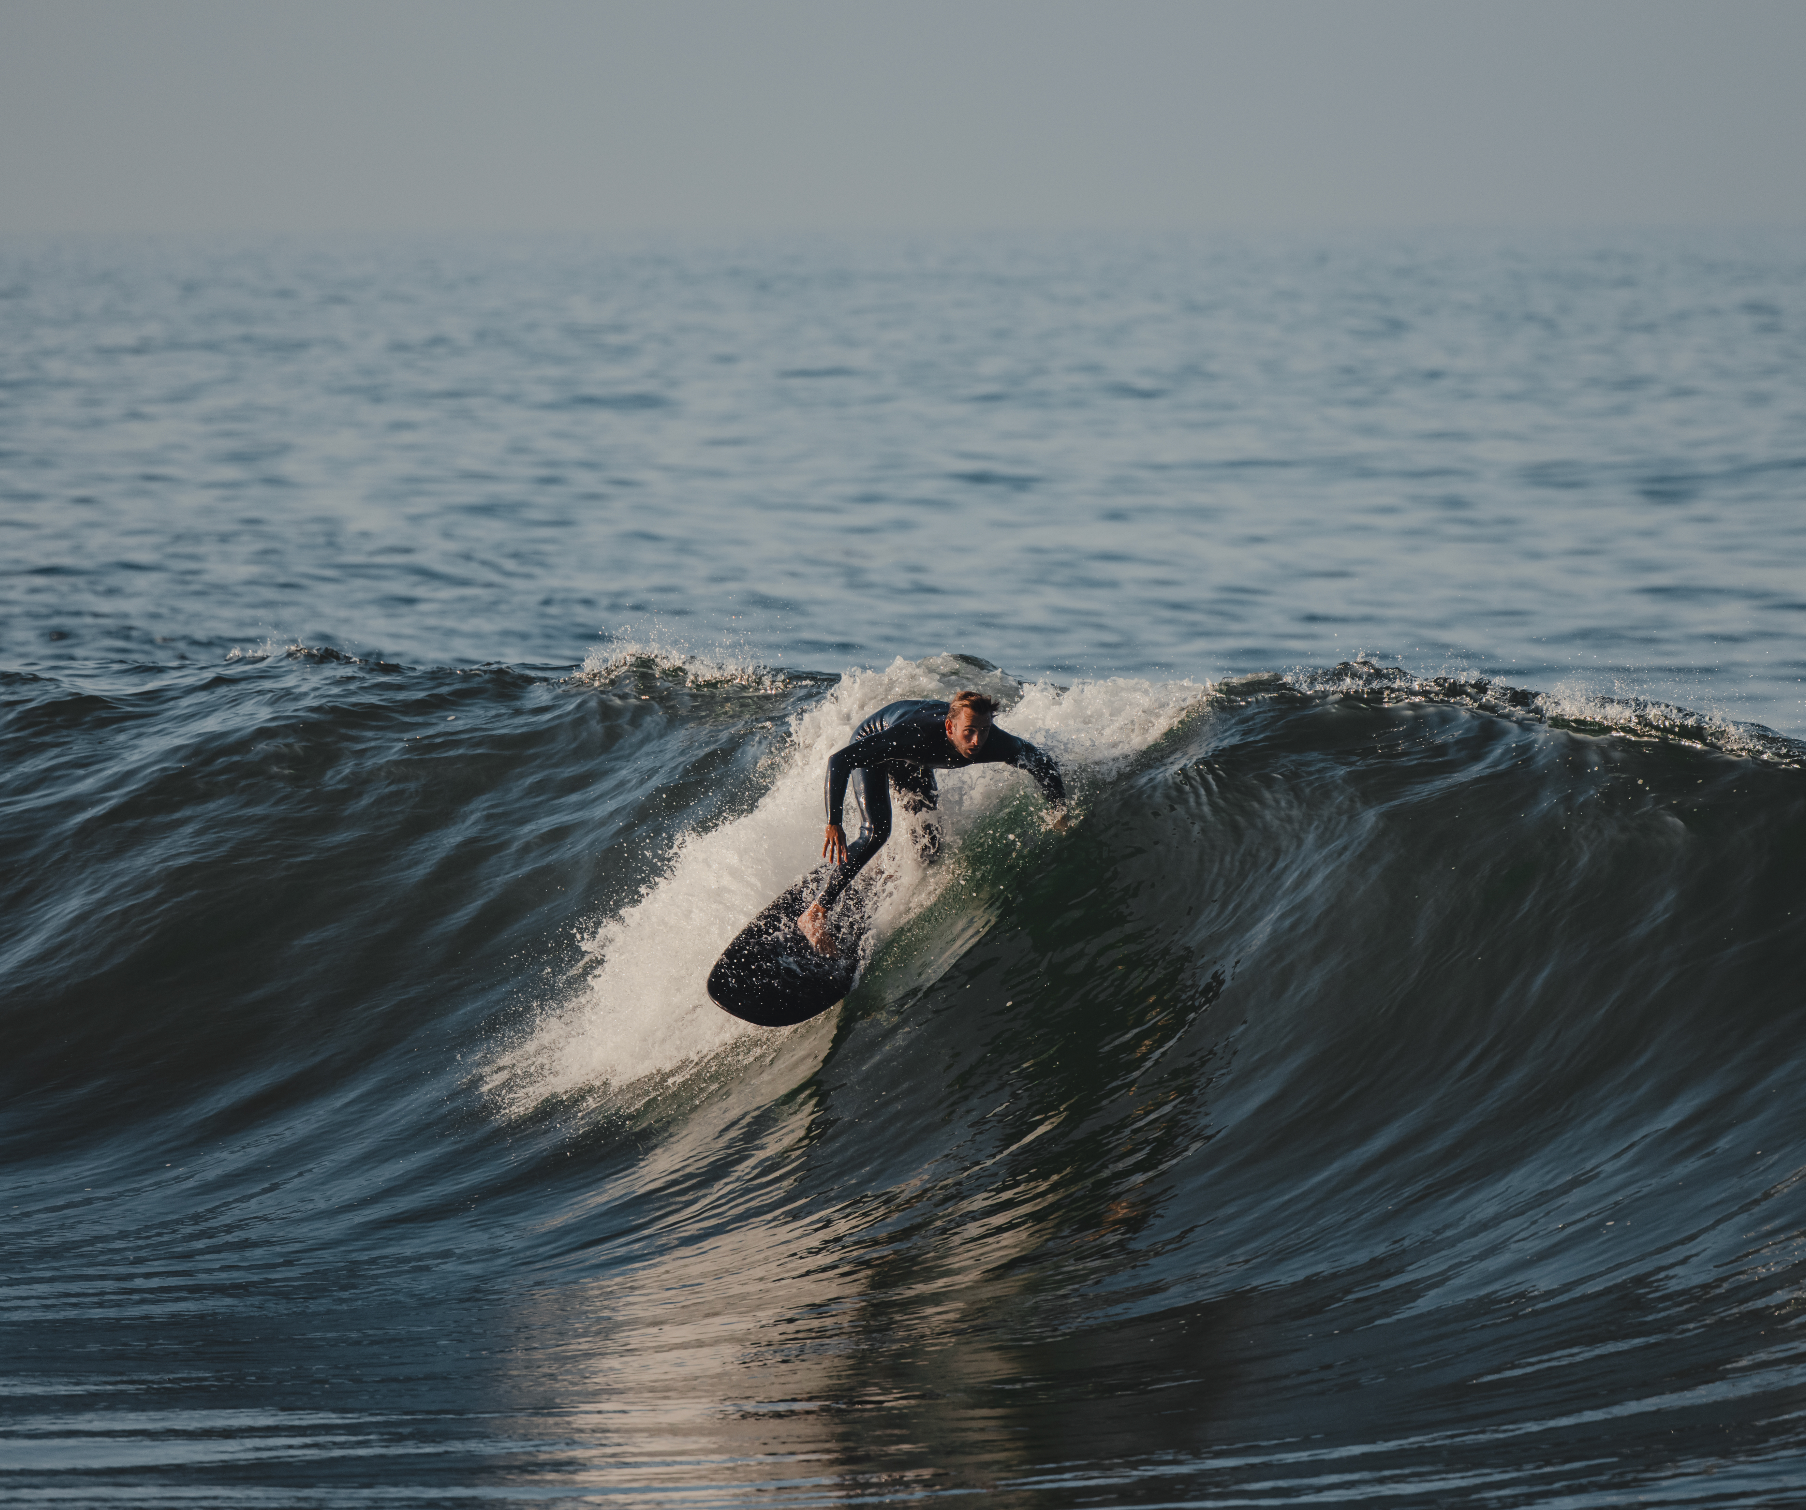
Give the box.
[797,901,837,957]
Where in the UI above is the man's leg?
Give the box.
[799,769,892,954]
[891,765,942,861]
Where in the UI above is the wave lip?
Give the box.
[1292,656,1806,764]
[574,636,801,693]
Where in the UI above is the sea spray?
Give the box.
[484,655,1209,1116]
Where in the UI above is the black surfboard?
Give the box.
[707,869,865,1027]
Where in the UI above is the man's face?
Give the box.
[946,708,993,758]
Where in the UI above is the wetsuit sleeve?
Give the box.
[1016,740,1066,807]
[823,725,916,825]
[987,730,1066,807]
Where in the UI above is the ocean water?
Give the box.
[3,232,1805,1506]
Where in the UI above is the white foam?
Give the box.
[1285,658,1800,763]
[482,656,1210,1120]
[1537,677,1739,740]
[224,637,290,663]
[576,636,791,692]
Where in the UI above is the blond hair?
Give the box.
[948,690,998,719]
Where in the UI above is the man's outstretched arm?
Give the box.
[1011,738,1067,810]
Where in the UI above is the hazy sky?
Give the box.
[3,0,1802,235]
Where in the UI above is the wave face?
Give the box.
[5,647,1805,1505]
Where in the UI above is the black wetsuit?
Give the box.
[814,699,1066,912]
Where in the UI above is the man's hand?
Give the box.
[822,823,849,865]
[1047,807,1071,833]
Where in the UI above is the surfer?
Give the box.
[798,691,1067,955]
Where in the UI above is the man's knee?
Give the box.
[845,817,891,870]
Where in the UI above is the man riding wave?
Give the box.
[798,690,1068,954]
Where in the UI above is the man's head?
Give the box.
[945,690,997,758]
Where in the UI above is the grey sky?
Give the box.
[3,0,1802,235]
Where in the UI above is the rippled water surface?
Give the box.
[3,233,1806,1506]
[5,232,1804,727]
